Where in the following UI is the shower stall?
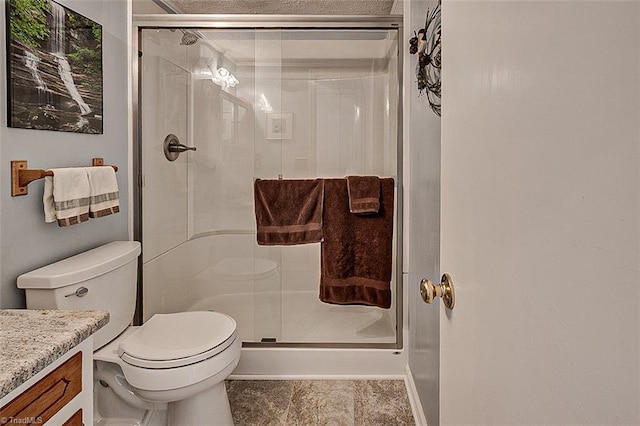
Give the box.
[133,15,402,360]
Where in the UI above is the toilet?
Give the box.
[17,241,241,426]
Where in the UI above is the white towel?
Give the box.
[85,166,120,218]
[43,176,56,223]
[42,168,91,227]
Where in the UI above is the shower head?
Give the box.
[180,30,198,46]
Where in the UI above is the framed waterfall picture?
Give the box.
[6,0,103,133]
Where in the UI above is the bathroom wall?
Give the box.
[0,0,131,308]
[404,0,441,424]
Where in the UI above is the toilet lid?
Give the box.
[118,311,236,367]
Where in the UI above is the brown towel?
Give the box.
[347,175,380,214]
[254,178,324,245]
[320,178,394,308]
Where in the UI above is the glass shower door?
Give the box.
[140,29,195,319]
[252,29,284,342]
[138,24,400,346]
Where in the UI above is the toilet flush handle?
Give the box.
[64,286,89,298]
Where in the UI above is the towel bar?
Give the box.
[11,158,118,197]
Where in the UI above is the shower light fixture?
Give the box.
[211,67,239,89]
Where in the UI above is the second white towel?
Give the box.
[85,166,120,218]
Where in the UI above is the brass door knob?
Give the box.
[420,273,455,309]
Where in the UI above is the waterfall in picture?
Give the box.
[57,56,92,116]
[24,52,47,91]
[49,2,92,117]
[49,1,65,54]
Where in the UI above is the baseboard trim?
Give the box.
[404,364,428,426]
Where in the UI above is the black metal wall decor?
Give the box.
[409,0,441,116]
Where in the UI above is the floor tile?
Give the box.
[286,380,355,425]
[354,380,414,426]
[226,380,415,426]
[226,380,294,425]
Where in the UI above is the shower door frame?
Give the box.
[132,14,404,349]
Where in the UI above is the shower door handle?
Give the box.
[163,134,196,161]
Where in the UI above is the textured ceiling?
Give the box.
[162,0,396,15]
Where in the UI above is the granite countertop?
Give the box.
[0,309,109,399]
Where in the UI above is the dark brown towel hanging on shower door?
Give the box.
[320,177,394,309]
[346,175,381,214]
[254,178,325,245]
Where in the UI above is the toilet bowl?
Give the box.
[17,241,241,426]
[95,311,241,424]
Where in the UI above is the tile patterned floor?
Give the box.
[226,380,415,426]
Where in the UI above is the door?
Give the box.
[439,1,639,424]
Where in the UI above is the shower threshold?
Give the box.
[231,345,407,378]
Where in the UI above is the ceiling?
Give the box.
[141,0,398,15]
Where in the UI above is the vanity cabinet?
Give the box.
[62,410,83,425]
[0,339,93,426]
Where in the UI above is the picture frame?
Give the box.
[6,0,103,133]
[266,113,293,140]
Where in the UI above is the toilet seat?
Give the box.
[95,323,242,394]
[118,311,237,369]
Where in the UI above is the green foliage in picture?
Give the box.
[67,47,102,92]
[67,9,100,43]
[8,0,50,49]
[92,23,102,46]
[66,9,103,92]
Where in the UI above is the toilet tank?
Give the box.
[17,241,141,350]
